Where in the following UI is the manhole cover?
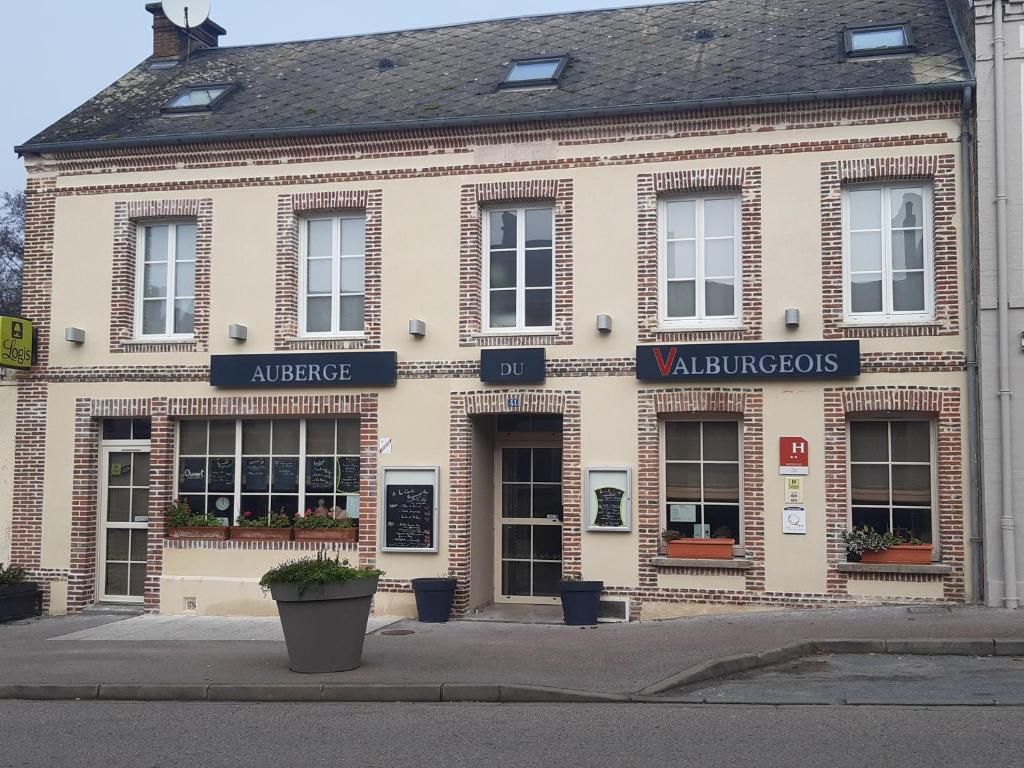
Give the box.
[380,629,415,636]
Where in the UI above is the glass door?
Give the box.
[496,446,562,603]
[98,446,150,602]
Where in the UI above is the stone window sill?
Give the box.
[836,562,951,576]
[651,556,753,570]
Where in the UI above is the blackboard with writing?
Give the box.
[337,456,360,493]
[593,487,625,528]
[209,457,235,492]
[272,458,299,493]
[306,457,334,493]
[179,458,206,493]
[242,458,269,493]
[384,484,434,550]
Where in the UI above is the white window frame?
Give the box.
[658,194,742,330]
[134,220,196,340]
[842,183,934,325]
[298,213,366,338]
[482,204,556,334]
[845,417,938,557]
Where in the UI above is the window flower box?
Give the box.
[293,527,358,543]
[666,538,735,560]
[231,527,293,541]
[860,544,932,565]
[166,526,230,541]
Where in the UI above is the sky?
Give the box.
[0,0,678,192]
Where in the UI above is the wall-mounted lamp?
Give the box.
[784,308,800,329]
[409,319,427,337]
[596,314,613,334]
[64,327,86,344]
[227,324,248,341]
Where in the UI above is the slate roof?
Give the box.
[17,0,969,154]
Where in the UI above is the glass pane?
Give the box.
[142,300,166,335]
[306,258,331,294]
[890,422,930,463]
[503,449,531,482]
[103,420,132,440]
[665,200,695,240]
[108,453,133,487]
[704,505,740,541]
[132,452,150,484]
[130,529,149,563]
[892,272,925,312]
[107,529,130,561]
[892,465,930,506]
[891,189,924,230]
[502,485,532,518]
[272,420,299,454]
[271,457,300,493]
[665,422,700,461]
[849,189,881,230]
[241,457,269,493]
[525,250,552,288]
[667,240,695,279]
[893,508,933,543]
[242,421,270,455]
[533,448,561,483]
[105,563,129,597]
[852,506,890,534]
[703,422,739,461]
[107,489,131,522]
[337,420,360,454]
[208,421,235,455]
[891,230,924,271]
[179,421,207,455]
[489,210,517,248]
[175,224,196,261]
[489,290,516,328]
[340,217,365,255]
[704,198,735,238]
[705,279,735,316]
[173,299,194,335]
[850,422,888,462]
[307,219,332,259]
[667,281,696,317]
[240,495,269,518]
[489,251,516,289]
[502,525,531,559]
[144,225,168,262]
[339,295,364,332]
[851,464,889,505]
[305,457,334,493]
[532,485,561,518]
[666,462,701,502]
[306,297,331,332]
[852,27,907,50]
[129,564,147,598]
[502,560,530,596]
[507,59,560,81]
[532,562,561,597]
[851,231,883,272]
[340,257,365,293]
[533,526,561,560]
[270,495,299,517]
[525,209,552,248]
[851,273,882,313]
[704,464,739,502]
[524,289,552,327]
[132,419,152,440]
[131,488,149,521]
[306,419,335,454]
[174,261,195,299]
[143,262,167,298]
[704,238,734,277]
[207,457,235,493]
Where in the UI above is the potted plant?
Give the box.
[843,526,932,565]
[293,515,358,542]
[164,499,230,540]
[0,563,42,623]
[558,574,604,626]
[232,511,294,541]
[410,573,458,623]
[661,529,735,560]
[260,550,382,673]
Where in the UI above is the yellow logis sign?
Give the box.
[0,316,33,370]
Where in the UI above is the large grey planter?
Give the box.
[269,576,379,673]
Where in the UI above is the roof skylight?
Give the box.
[163,84,237,112]
[500,56,567,88]
[845,24,913,56]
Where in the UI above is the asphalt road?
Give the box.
[1,701,1021,768]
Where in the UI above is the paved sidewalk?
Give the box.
[0,605,1021,699]
[54,615,401,642]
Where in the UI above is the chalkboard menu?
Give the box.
[306,457,334,493]
[380,467,439,552]
[272,458,299,493]
[593,487,625,528]
[179,458,206,493]
[208,457,235,492]
[242,457,269,493]
[337,456,360,493]
[586,467,631,531]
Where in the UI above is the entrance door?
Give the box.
[98,445,150,602]
[495,445,562,603]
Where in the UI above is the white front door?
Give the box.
[98,445,150,602]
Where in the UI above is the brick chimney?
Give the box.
[146,2,226,60]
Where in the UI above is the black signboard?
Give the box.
[337,456,360,493]
[384,484,434,550]
[210,351,397,388]
[179,458,206,493]
[272,458,299,493]
[208,457,235,492]
[306,457,334,493]
[636,340,860,382]
[481,348,545,384]
[241,457,269,493]
[593,487,625,528]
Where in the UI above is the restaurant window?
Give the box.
[849,420,934,544]
[843,184,932,323]
[659,195,741,327]
[175,419,361,525]
[663,420,741,542]
[483,205,554,332]
[136,221,196,338]
[300,214,366,336]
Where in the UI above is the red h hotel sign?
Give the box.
[779,436,809,475]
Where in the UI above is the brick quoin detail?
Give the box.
[459,179,574,347]
[637,167,763,343]
[823,386,965,601]
[109,198,213,353]
[820,155,959,338]
[636,389,765,597]
[67,394,378,613]
[274,189,382,351]
[448,390,581,617]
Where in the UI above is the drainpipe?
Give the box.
[961,85,985,604]
[993,1,1020,608]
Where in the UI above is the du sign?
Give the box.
[481,348,545,383]
[636,340,860,381]
[210,351,397,388]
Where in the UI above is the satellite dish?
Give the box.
[162,0,211,29]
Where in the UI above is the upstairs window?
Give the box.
[300,214,366,336]
[500,56,567,88]
[845,24,912,56]
[484,205,554,332]
[163,84,236,112]
[136,221,196,338]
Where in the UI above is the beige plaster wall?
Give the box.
[0,378,16,565]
